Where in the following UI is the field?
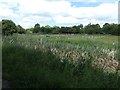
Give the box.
[2,34,120,88]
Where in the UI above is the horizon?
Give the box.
[0,0,118,29]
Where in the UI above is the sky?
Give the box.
[0,0,119,28]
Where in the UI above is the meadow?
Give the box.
[2,34,120,88]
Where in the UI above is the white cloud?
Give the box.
[0,0,118,28]
[20,15,51,28]
[0,0,18,8]
[66,0,117,2]
[54,15,79,24]
[18,0,71,15]
[65,1,118,26]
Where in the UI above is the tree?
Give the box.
[2,19,17,35]
[84,23,93,34]
[26,28,34,34]
[60,27,68,34]
[44,25,52,34]
[102,23,119,35]
[33,23,40,33]
[109,24,118,35]
[17,25,26,34]
[52,26,60,34]
[72,25,79,34]
[84,23,101,34]
[102,23,111,34]
[78,24,84,34]
[93,24,101,34]
[72,24,84,34]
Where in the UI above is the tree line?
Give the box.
[1,19,120,36]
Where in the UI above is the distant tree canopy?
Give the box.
[1,19,120,35]
[17,25,26,34]
[2,19,26,35]
[33,23,40,33]
[84,23,101,34]
[2,19,17,35]
[26,28,33,34]
[38,23,119,35]
[102,23,120,35]
[52,26,60,34]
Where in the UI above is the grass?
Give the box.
[0,38,1,88]
[2,34,120,88]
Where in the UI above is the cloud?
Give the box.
[21,15,52,28]
[67,0,117,2]
[53,15,80,24]
[18,0,71,15]
[66,2,118,24]
[0,0,118,28]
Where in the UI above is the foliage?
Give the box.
[84,23,101,34]
[26,28,34,34]
[32,23,119,35]
[1,19,120,35]
[52,26,60,34]
[17,25,26,34]
[2,34,120,88]
[102,23,120,35]
[2,19,17,36]
[33,23,40,33]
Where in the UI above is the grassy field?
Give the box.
[2,34,120,88]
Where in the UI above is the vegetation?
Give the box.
[17,25,26,34]
[2,20,17,36]
[1,19,120,36]
[33,23,40,33]
[2,34,120,88]
[1,19,120,88]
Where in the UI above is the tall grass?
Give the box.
[2,34,120,88]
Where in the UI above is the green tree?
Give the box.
[78,24,84,34]
[2,19,17,35]
[72,25,79,34]
[26,28,34,34]
[84,23,101,34]
[72,24,84,34]
[84,23,93,34]
[102,23,119,35]
[44,25,52,34]
[93,24,101,34]
[52,26,60,34]
[33,23,40,33]
[102,23,111,34]
[60,27,68,34]
[17,25,26,34]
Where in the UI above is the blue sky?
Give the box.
[0,0,118,28]
[71,2,103,7]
